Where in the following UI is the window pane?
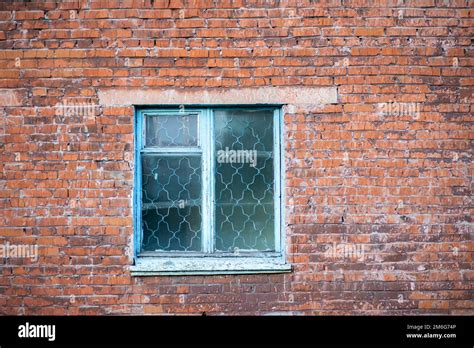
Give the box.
[141,154,202,251]
[214,109,275,252]
[145,113,198,147]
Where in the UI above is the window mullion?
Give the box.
[209,108,215,253]
[200,108,212,253]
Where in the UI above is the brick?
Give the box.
[0,0,470,317]
[354,27,385,36]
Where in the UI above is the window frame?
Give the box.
[132,106,290,276]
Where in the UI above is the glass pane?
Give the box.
[214,109,275,252]
[141,154,202,251]
[145,113,198,147]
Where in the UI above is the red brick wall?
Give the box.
[0,0,472,315]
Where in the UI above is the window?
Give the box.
[131,107,290,275]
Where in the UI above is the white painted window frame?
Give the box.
[131,106,291,276]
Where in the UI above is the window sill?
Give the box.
[130,257,292,276]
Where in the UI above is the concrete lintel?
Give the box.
[98,87,338,107]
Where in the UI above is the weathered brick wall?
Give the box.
[0,0,472,315]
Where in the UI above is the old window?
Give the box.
[132,107,290,275]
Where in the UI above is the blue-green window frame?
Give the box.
[132,106,290,276]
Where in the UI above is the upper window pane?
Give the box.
[145,113,198,148]
[214,109,275,252]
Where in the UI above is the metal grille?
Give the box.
[141,154,202,251]
[139,108,277,255]
[214,109,275,252]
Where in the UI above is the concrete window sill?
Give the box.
[130,257,292,276]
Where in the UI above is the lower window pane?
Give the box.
[214,109,275,252]
[141,154,202,251]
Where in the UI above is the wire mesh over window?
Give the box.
[141,113,202,252]
[138,108,279,255]
[141,155,202,251]
[214,109,275,252]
